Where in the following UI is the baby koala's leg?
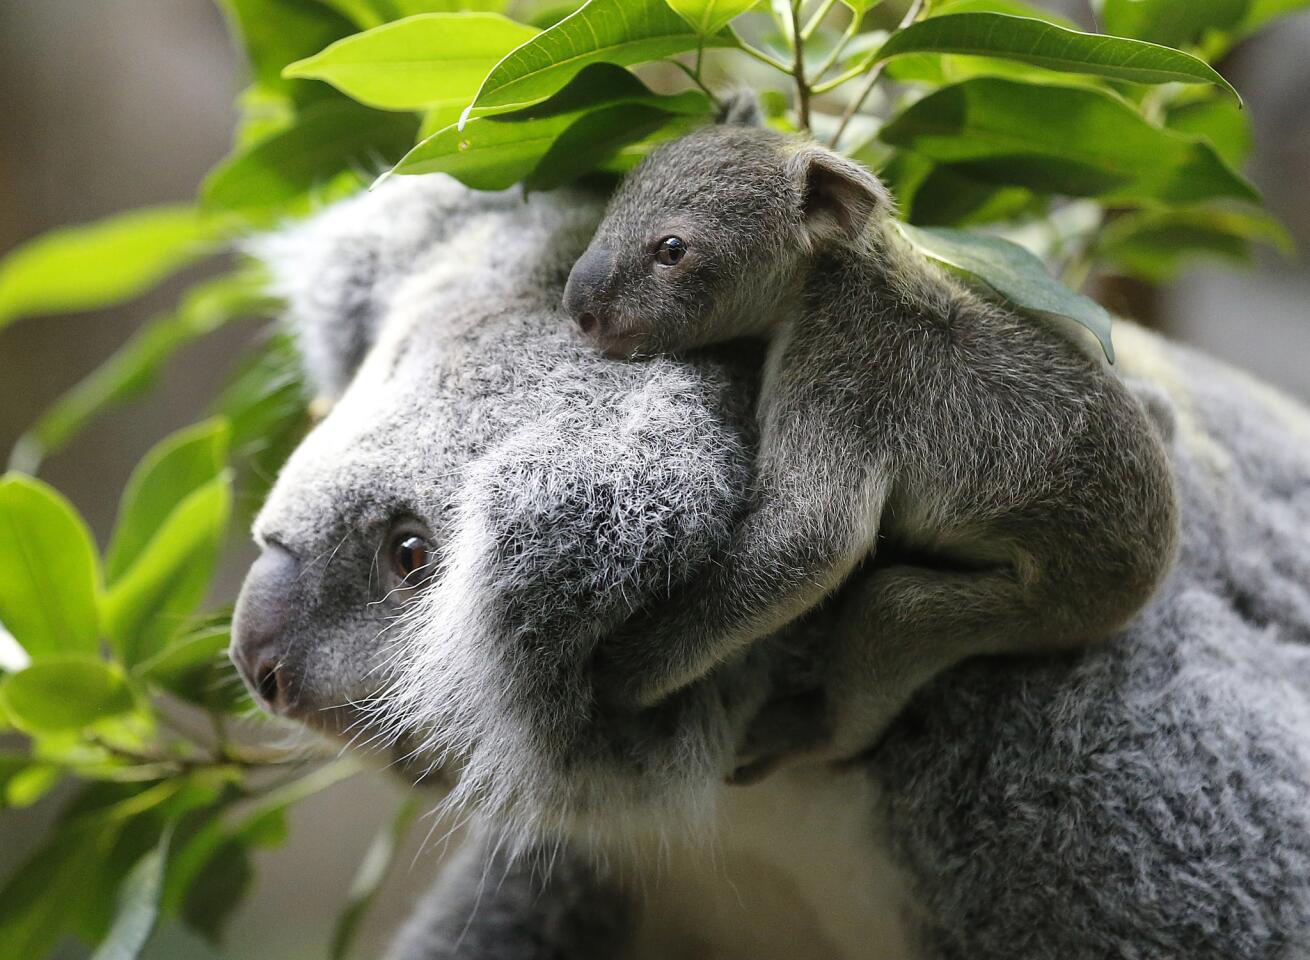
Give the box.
[821,557,1148,760]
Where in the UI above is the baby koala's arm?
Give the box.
[600,348,893,707]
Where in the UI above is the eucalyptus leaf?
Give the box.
[1095,0,1248,47]
[874,13,1239,98]
[895,221,1115,362]
[1166,96,1252,167]
[217,0,358,104]
[88,830,170,960]
[0,207,225,329]
[466,0,733,116]
[0,659,135,734]
[203,99,419,221]
[0,474,100,658]
[932,0,1076,26]
[7,271,272,475]
[103,474,233,666]
[285,13,539,111]
[1096,207,1294,281]
[105,419,231,584]
[329,796,420,960]
[664,0,756,35]
[391,63,710,186]
[1238,0,1310,34]
[879,77,1258,206]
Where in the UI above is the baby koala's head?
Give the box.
[563,122,891,357]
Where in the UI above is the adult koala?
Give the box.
[232,173,1310,960]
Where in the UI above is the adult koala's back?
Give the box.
[236,175,1310,960]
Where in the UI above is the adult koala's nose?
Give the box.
[230,542,303,716]
[563,246,616,336]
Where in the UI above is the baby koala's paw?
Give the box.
[728,689,831,785]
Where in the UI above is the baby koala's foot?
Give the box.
[728,690,831,786]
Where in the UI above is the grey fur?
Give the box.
[563,126,1180,760]
[240,174,1310,959]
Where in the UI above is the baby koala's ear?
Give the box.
[716,89,764,127]
[787,146,891,249]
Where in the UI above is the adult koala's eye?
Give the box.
[655,236,687,266]
[389,530,435,585]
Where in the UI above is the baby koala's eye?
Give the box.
[655,236,687,266]
[390,530,434,586]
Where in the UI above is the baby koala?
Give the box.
[563,122,1179,765]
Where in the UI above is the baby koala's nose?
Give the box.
[563,246,616,333]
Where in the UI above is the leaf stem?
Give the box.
[733,32,794,73]
[828,0,925,147]
[810,11,861,83]
[790,0,812,131]
[670,57,721,107]
[801,0,839,40]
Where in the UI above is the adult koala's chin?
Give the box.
[232,175,777,843]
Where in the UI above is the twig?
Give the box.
[810,10,861,83]
[828,0,925,147]
[789,0,811,130]
[670,58,721,106]
[801,0,839,40]
[733,31,794,73]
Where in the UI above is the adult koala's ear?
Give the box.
[787,146,892,249]
[248,176,475,408]
[716,89,764,127]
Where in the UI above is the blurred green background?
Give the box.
[1,1,1307,958]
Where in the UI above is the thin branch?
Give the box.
[802,0,839,40]
[790,0,811,130]
[733,32,794,73]
[828,0,925,147]
[670,57,721,106]
[810,10,861,83]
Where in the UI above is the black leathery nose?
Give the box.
[230,542,302,713]
[562,246,616,321]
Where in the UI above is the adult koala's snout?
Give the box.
[230,542,303,716]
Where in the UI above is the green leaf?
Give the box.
[7,271,270,475]
[1238,0,1310,34]
[217,0,358,104]
[879,77,1258,206]
[391,63,710,187]
[664,0,756,35]
[906,164,1039,226]
[1096,0,1248,47]
[873,13,1239,98]
[202,99,419,222]
[330,796,419,960]
[180,838,253,944]
[1095,207,1294,281]
[1166,96,1252,167]
[285,13,539,111]
[0,474,100,658]
[213,333,311,509]
[103,475,233,666]
[932,0,1076,26]
[894,221,1115,362]
[0,207,225,329]
[0,659,135,734]
[105,420,231,584]
[466,0,733,116]
[89,830,170,960]
[135,620,249,714]
[4,763,61,808]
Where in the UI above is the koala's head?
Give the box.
[562,123,892,358]
[230,177,780,848]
